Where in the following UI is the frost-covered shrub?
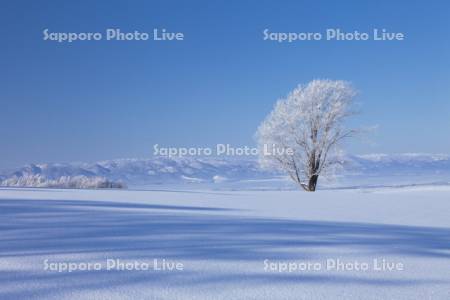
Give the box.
[0,174,126,189]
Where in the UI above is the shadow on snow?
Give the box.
[0,198,449,297]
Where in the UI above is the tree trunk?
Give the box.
[307,175,319,192]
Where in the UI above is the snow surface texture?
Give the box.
[1,154,450,190]
[0,187,449,299]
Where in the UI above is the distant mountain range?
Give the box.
[1,154,450,189]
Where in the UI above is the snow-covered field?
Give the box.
[1,186,449,299]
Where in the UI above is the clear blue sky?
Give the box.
[1,0,449,168]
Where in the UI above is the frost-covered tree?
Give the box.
[256,79,357,191]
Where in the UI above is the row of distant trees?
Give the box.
[1,174,126,189]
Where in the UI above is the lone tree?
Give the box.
[256,79,357,192]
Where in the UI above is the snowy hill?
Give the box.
[338,153,450,188]
[346,153,450,174]
[0,157,278,189]
[1,154,450,189]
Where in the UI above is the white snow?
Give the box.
[0,186,449,299]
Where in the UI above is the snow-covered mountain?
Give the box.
[1,154,450,189]
[346,153,450,174]
[0,157,278,189]
[335,153,450,189]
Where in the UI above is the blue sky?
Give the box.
[1,0,449,168]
